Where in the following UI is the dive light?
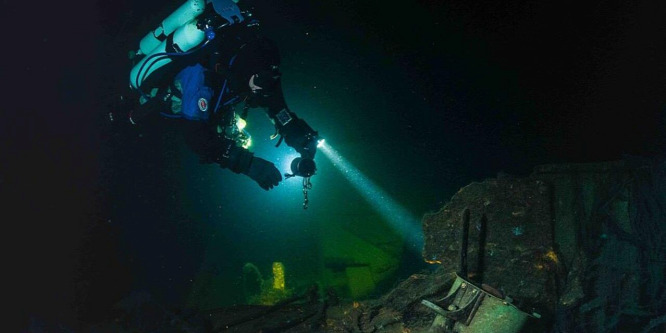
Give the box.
[290,157,316,178]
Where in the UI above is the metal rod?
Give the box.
[460,208,470,278]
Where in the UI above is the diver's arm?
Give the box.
[213,141,282,190]
[128,91,175,124]
[258,83,319,159]
[270,108,318,159]
[185,123,281,190]
[108,89,170,127]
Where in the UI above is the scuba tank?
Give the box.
[130,20,208,90]
[129,0,244,91]
[136,0,207,57]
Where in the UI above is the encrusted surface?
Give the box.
[422,176,557,315]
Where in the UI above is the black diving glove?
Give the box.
[271,110,319,159]
[243,157,282,190]
[299,137,318,160]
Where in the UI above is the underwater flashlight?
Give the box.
[317,138,326,148]
[290,157,316,178]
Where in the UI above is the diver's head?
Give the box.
[231,36,281,94]
[248,65,281,94]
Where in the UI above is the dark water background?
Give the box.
[5,0,665,329]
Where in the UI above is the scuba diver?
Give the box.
[112,0,320,198]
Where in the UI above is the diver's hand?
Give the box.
[299,138,318,160]
[244,157,282,190]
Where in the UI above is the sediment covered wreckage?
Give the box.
[112,158,666,332]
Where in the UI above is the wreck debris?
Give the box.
[203,158,664,332]
[421,208,540,333]
[422,176,557,321]
[101,159,664,332]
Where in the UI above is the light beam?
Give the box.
[319,142,424,254]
